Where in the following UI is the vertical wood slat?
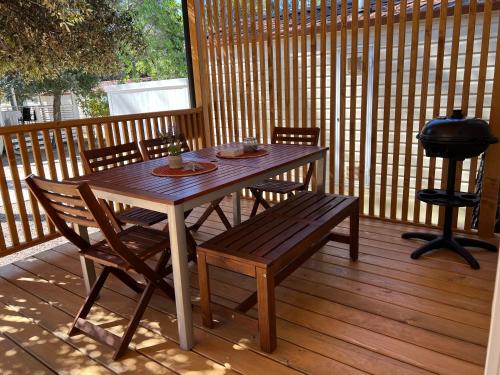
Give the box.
[266,0,275,138]
[54,128,69,180]
[234,0,246,140]
[339,0,347,195]
[96,125,106,148]
[478,9,500,238]
[0,140,18,246]
[468,0,493,228]
[242,0,253,141]
[401,0,421,222]
[30,130,55,233]
[319,0,327,147]
[380,0,395,218]
[16,132,44,238]
[300,0,307,130]
[368,0,382,216]
[348,0,358,197]
[292,0,299,130]
[310,0,317,133]
[445,0,463,228]
[358,0,370,213]
[206,0,221,145]
[220,0,234,143]
[413,0,434,223]
[250,0,261,140]
[426,0,448,225]
[280,1,293,187]
[283,0,291,129]
[193,0,214,146]
[462,0,478,230]
[390,0,407,220]
[257,0,267,143]
[274,0,283,130]
[4,136,31,242]
[65,127,80,177]
[213,0,228,143]
[227,0,239,141]
[329,0,338,194]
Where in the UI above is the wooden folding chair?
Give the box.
[248,127,320,217]
[26,175,175,359]
[139,137,232,232]
[81,141,197,258]
[81,142,169,227]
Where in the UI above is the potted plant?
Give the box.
[160,130,185,169]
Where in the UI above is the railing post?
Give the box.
[191,0,213,147]
[478,26,500,239]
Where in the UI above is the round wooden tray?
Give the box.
[152,161,218,177]
[216,149,268,159]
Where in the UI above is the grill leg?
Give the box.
[402,232,438,241]
[455,237,498,252]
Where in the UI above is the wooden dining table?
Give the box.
[73,142,328,350]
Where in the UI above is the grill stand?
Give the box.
[402,159,498,269]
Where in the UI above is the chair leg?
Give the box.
[189,204,216,232]
[214,204,232,230]
[190,198,230,232]
[256,267,276,353]
[110,268,144,293]
[197,251,213,328]
[350,205,359,261]
[260,197,271,210]
[113,281,156,359]
[250,190,262,218]
[69,266,111,337]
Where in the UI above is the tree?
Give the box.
[0,0,141,119]
[119,0,187,80]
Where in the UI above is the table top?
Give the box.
[73,143,327,206]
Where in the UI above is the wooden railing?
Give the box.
[190,0,500,237]
[0,107,206,256]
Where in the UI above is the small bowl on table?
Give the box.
[243,137,259,153]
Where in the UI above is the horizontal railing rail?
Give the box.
[0,107,206,256]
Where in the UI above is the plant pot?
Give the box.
[168,155,183,169]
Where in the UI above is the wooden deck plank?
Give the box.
[0,334,54,375]
[0,198,496,374]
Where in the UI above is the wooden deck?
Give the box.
[0,198,497,374]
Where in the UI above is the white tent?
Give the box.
[104,78,190,116]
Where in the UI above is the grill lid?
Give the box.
[417,110,498,160]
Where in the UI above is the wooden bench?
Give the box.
[197,191,359,352]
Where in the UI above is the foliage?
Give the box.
[0,0,141,80]
[78,90,110,117]
[159,130,186,156]
[119,0,187,80]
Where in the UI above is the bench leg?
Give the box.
[197,252,213,328]
[350,205,359,261]
[256,267,276,353]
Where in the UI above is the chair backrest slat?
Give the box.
[271,127,320,188]
[82,142,143,174]
[26,175,141,267]
[139,136,190,161]
[272,127,320,146]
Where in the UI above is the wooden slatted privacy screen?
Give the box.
[193,0,500,232]
[0,108,205,255]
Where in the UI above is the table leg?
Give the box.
[167,204,194,350]
[316,150,327,194]
[77,224,96,294]
[233,190,241,226]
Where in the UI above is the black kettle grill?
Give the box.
[402,110,498,269]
